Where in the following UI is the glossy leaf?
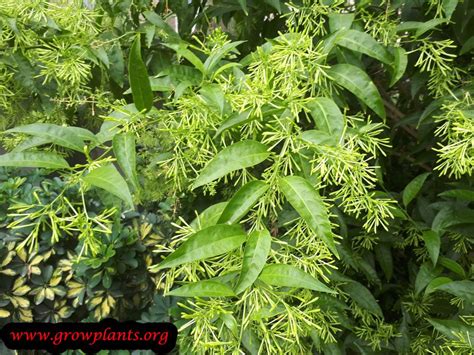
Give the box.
[415,263,439,295]
[218,180,269,224]
[328,64,386,119]
[438,256,466,277]
[402,172,430,206]
[129,34,153,112]
[436,280,474,302]
[279,176,338,257]
[113,133,140,191]
[428,318,474,341]
[396,19,447,37]
[425,277,453,295]
[422,230,440,266]
[335,29,393,65]
[438,189,474,201]
[300,130,337,146]
[328,13,355,32]
[443,0,459,20]
[234,229,272,294]
[0,152,69,169]
[190,202,228,231]
[389,47,408,87]
[204,41,244,74]
[192,140,270,189]
[306,97,345,139]
[214,110,252,137]
[6,123,86,152]
[11,136,52,152]
[153,224,246,270]
[259,264,335,293]
[168,280,235,297]
[341,281,383,316]
[83,164,134,209]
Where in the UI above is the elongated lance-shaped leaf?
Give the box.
[300,130,338,146]
[306,97,345,140]
[218,180,269,224]
[341,280,383,316]
[214,110,252,137]
[192,140,270,189]
[279,176,338,257]
[335,29,393,65]
[389,47,407,87]
[327,64,386,120]
[113,133,140,191]
[234,229,272,295]
[422,230,440,266]
[259,264,335,293]
[168,280,235,297]
[82,164,134,209]
[402,172,430,207]
[151,224,246,270]
[0,152,69,169]
[6,123,87,152]
[129,34,153,112]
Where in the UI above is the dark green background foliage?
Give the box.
[0,0,473,354]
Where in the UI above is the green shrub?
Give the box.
[0,0,473,354]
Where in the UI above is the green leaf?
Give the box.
[129,34,153,112]
[204,40,245,75]
[168,280,235,297]
[6,123,86,152]
[436,280,474,302]
[397,19,448,37]
[259,264,335,293]
[164,42,205,73]
[279,176,338,257]
[425,277,453,295]
[83,164,134,209]
[328,13,355,32]
[113,133,140,191]
[0,152,69,169]
[327,64,386,120]
[143,11,179,39]
[236,0,248,15]
[214,110,252,137]
[152,224,246,270]
[389,47,408,87]
[374,243,393,280]
[190,202,228,230]
[415,263,439,295]
[300,130,337,146]
[218,180,269,224]
[460,36,474,55]
[306,97,345,140]
[199,84,226,116]
[108,43,125,87]
[443,0,459,20]
[422,230,440,266]
[438,256,466,278]
[192,140,270,189]
[11,136,52,152]
[341,281,383,316]
[335,29,393,65]
[402,172,430,206]
[438,189,474,202]
[234,229,272,294]
[264,0,282,12]
[428,318,474,341]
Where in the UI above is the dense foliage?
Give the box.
[0,0,473,354]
